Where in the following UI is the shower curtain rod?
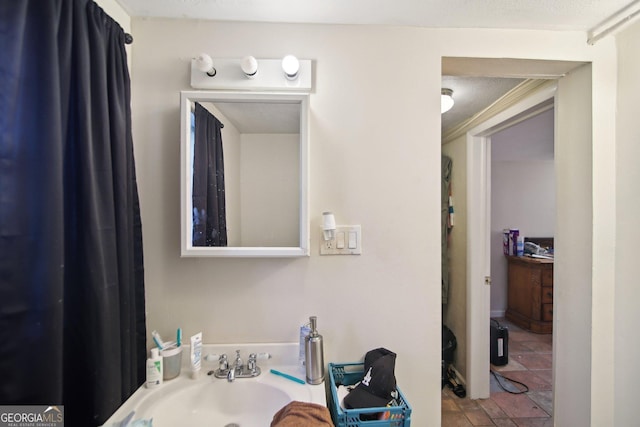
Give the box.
[125,33,133,44]
[587,0,640,45]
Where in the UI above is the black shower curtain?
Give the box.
[0,1,146,426]
[192,102,228,246]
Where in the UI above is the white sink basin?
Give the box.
[135,369,314,426]
[103,343,326,427]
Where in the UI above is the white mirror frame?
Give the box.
[180,91,309,257]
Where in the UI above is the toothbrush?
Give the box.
[270,369,305,385]
[151,330,165,349]
[176,328,182,347]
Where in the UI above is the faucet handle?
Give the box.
[247,353,257,372]
[218,354,228,371]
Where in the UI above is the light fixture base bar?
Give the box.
[191,58,312,91]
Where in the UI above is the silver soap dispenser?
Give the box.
[304,316,325,384]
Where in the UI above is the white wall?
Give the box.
[131,20,440,425]
[490,108,555,315]
[221,113,242,247]
[554,63,594,427]
[614,20,640,427]
[129,20,619,425]
[240,133,299,246]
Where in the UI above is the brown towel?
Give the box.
[270,400,335,427]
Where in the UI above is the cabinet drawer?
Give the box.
[542,303,553,321]
[542,286,553,304]
[542,268,553,287]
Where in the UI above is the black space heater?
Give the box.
[490,319,509,366]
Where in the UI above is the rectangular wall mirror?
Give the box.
[180,91,309,257]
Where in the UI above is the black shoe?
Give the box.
[446,368,467,398]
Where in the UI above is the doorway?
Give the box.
[467,83,559,399]
[442,57,594,427]
[491,105,556,421]
[443,100,557,426]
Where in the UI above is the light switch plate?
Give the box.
[320,225,362,255]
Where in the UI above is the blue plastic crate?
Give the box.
[328,362,411,427]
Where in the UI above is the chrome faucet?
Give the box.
[227,350,242,382]
[213,350,261,381]
[234,350,243,371]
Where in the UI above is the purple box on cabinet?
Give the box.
[508,229,519,256]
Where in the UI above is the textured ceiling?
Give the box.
[116,0,635,31]
[117,0,635,135]
[441,58,585,134]
[204,101,300,134]
[441,77,525,134]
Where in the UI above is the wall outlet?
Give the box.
[323,238,335,250]
[320,225,362,255]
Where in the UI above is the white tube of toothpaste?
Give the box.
[190,332,202,379]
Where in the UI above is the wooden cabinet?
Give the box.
[505,256,553,334]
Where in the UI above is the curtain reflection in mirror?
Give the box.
[192,103,228,246]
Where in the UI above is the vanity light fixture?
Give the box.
[241,55,258,78]
[195,53,216,77]
[441,88,454,114]
[282,55,300,80]
[190,56,312,90]
[322,212,336,241]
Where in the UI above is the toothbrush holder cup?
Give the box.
[161,346,183,380]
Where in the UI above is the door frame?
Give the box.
[465,83,557,399]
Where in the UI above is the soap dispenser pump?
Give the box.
[304,316,325,384]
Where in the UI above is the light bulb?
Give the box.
[195,53,216,77]
[241,56,258,78]
[282,55,300,80]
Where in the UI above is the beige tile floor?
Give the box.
[442,318,553,427]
